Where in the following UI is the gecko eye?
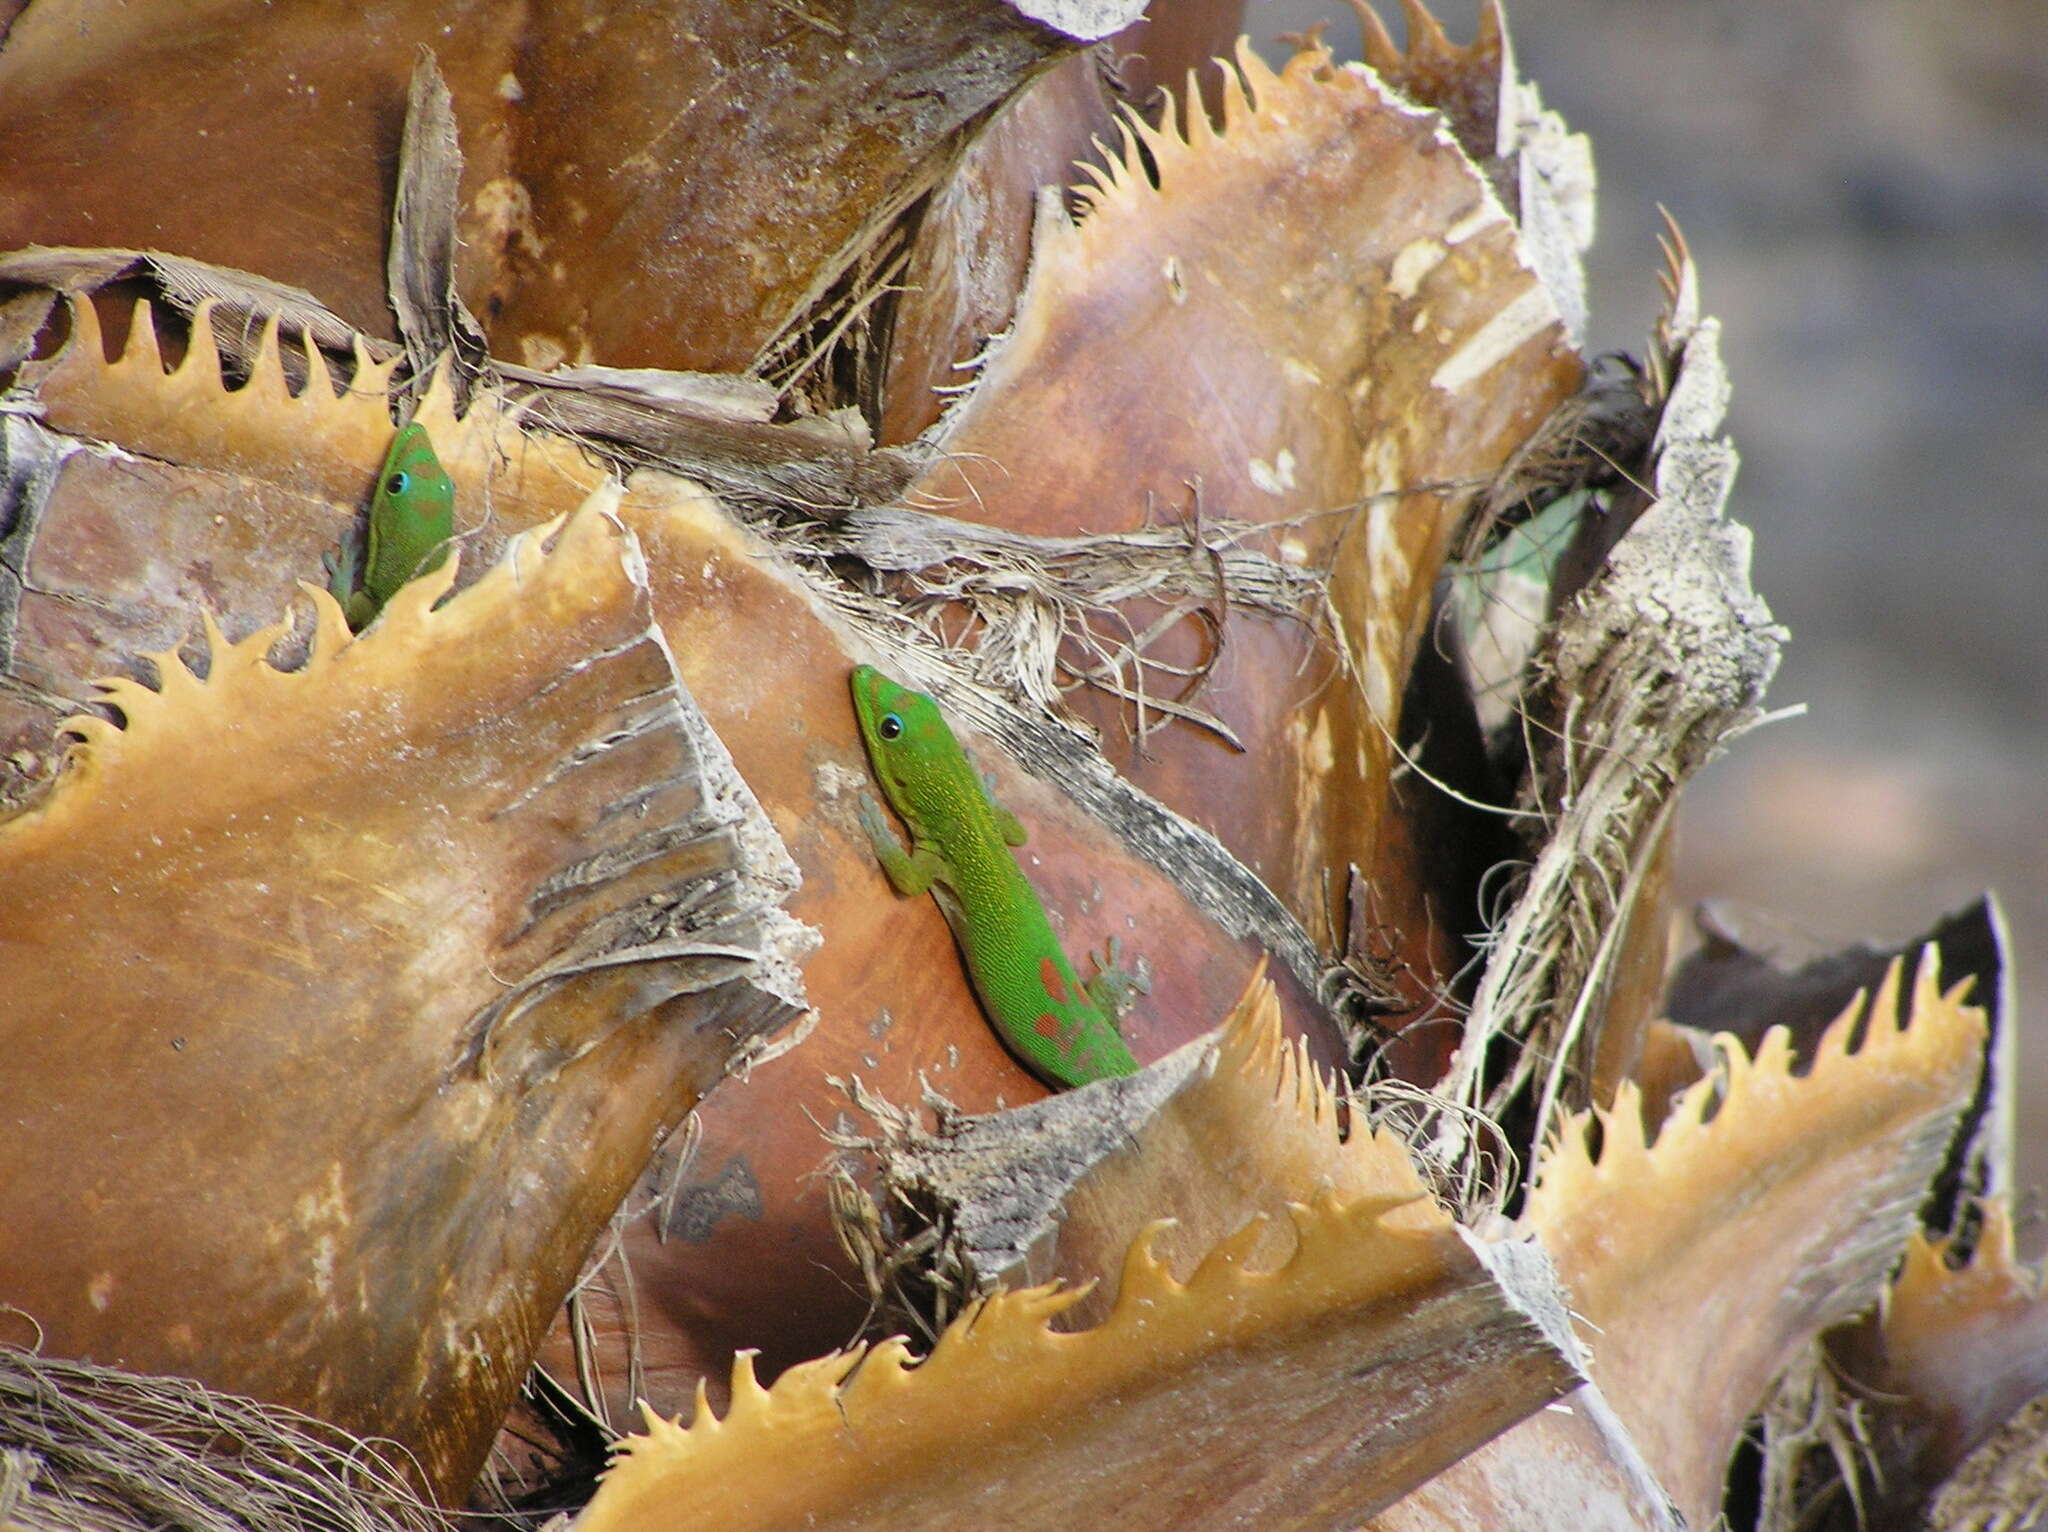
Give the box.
[878,712,904,740]
[384,471,411,496]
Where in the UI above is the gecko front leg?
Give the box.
[856,792,946,897]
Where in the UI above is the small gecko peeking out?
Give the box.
[325,422,456,632]
[849,664,1145,1089]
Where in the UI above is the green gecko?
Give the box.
[849,664,1145,1089]
[324,421,456,631]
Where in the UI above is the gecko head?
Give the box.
[849,665,957,801]
[375,421,457,542]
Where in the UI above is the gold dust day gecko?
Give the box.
[325,422,456,632]
[849,665,1144,1089]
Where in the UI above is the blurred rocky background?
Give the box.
[1259,0,2048,1196]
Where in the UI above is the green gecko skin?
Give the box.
[849,665,1141,1089]
[325,422,456,631]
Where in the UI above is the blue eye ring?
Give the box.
[384,470,411,496]
[878,712,904,740]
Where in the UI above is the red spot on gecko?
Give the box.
[1039,957,1070,1005]
[1034,1013,1063,1041]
